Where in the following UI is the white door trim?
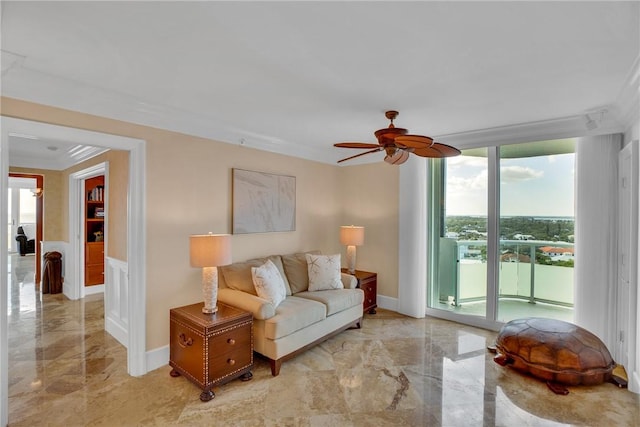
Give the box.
[1,117,147,427]
[69,162,107,300]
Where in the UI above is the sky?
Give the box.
[445,152,575,217]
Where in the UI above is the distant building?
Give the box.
[540,246,574,261]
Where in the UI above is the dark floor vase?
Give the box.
[42,251,63,294]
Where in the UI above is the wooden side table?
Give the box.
[342,268,377,314]
[169,302,253,401]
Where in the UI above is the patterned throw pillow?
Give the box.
[306,253,343,292]
[252,260,287,307]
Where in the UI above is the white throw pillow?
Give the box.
[306,253,343,291]
[252,260,287,307]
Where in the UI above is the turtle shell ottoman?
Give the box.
[490,317,626,394]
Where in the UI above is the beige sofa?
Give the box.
[217,251,364,376]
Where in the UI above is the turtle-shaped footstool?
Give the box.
[489,317,627,395]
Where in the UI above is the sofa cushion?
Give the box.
[306,253,343,291]
[252,260,287,307]
[220,259,265,296]
[264,296,326,340]
[282,250,320,294]
[295,289,364,316]
[220,255,292,296]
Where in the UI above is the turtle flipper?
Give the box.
[610,364,628,388]
[546,381,569,395]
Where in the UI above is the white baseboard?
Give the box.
[146,345,170,373]
[105,317,128,348]
[63,282,78,300]
[377,295,398,312]
[84,284,104,295]
[632,371,640,394]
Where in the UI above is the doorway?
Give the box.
[1,116,147,426]
[8,173,44,283]
[67,163,107,299]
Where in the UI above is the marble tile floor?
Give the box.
[7,254,640,426]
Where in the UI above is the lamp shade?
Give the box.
[340,226,364,246]
[190,233,232,267]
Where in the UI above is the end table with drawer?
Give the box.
[169,302,253,401]
[342,268,377,314]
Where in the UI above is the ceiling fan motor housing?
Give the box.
[374,126,408,147]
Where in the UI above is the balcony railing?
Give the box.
[439,239,574,308]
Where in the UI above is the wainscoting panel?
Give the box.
[105,257,129,348]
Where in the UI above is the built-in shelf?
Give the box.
[85,175,105,286]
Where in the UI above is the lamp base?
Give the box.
[202,305,218,314]
[346,245,357,275]
[202,266,219,315]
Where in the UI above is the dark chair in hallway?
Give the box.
[15,226,35,256]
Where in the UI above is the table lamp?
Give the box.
[340,225,364,274]
[190,233,231,314]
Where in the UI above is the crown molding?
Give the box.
[428,55,640,149]
[9,154,69,171]
[1,66,338,164]
[8,150,108,171]
[435,112,624,150]
[2,62,636,164]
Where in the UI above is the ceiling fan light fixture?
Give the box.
[384,148,410,165]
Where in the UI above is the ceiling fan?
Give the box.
[334,110,461,165]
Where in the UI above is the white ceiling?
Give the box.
[1,1,638,168]
[7,134,108,170]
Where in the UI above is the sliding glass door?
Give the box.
[428,148,489,319]
[427,139,576,326]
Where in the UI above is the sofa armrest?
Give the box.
[341,273,358,289]
[218,288,276,320]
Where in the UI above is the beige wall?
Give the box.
[339,163,400,298]
[1,97,396,352]
[144,131,345,345]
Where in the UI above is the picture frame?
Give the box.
[232,168,296,234]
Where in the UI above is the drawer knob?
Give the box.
[227,358,236,366]
[178,333,193,348]
[227,338,236,345]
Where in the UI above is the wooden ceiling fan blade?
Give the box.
[411,146,446,158]
[394,135,434,148]
[334,142,381,149]
[412,143,461,158]
[337,148,382,163]
[431,143,462,157]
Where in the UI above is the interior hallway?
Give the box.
[6,253,640,426]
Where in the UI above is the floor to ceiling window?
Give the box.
[427,139,576,326]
